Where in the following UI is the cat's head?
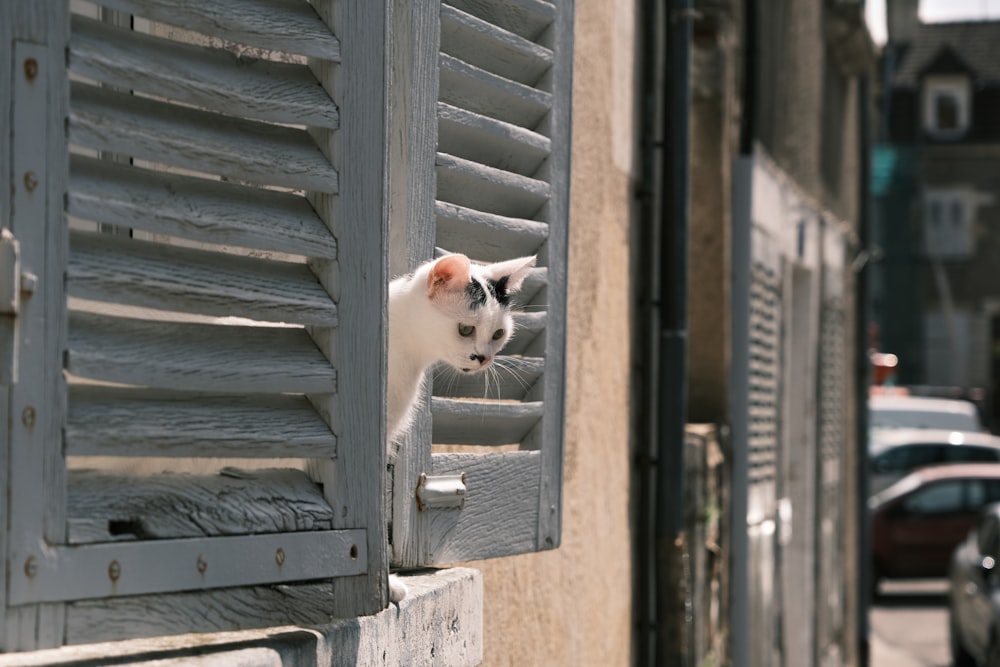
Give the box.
[424,253,535,373]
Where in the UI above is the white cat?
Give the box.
[386,252,536,443]
[385,252,535,603]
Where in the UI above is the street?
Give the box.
[871,579,951,667]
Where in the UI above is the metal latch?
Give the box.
[415,473,467,511]
[0,229,21,385]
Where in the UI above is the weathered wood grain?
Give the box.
[385,0,442,571]
[65,583,338,645]
[92,0,340,60]
[69,231,338,326]
[527,0,573,553]
[435,201,548,262]
[438,102,550,177]
[432,355,543,400]
[69,82,339,194]
[440,4,552,86]
[444,0,556,42]
[66,386,337,459]
[66,467,335,543]
[305,0,389,615]
[67,312,337,394]
[436,152,550,219]
[71,15,339,129]
[424,451,541,563]
[439,53,551,130]
[2,1,70,649]
[69,155,337,258]
[430,397,544,446]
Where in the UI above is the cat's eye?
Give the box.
[492,328,505,340]
[458,324,475,337]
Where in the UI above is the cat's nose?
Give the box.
[469,353,489,365]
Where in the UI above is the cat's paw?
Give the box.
[389,573,408,603]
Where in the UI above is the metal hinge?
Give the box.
[415,473,467,511]
[0,229,22,385]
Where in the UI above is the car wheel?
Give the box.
[986,637,1000,667]
[949,615,975,667]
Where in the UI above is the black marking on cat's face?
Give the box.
[466,280,488,309]
[488,276,510,306]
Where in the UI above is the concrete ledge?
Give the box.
[0,568,483,667]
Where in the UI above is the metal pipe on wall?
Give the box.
[655,0,693,663]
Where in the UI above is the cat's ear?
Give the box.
[427,254,471,297]
[483,255,536,293]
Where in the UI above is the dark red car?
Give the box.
[870,464,1000,590]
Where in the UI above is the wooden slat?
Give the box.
[424,451,541,563]
[436,152,549,219]
[69,82,338,194]
[438,102,550,177]
[66,467,335,543]
[433,356,543,400]
[69,155,337,258]
[70,15,338,129]
[430,397,543,445]
[69,231,337,326]
[443,0,555,42]
[67,312,337,394]
[440,4,552,85]
[89,0,341,60]
[435,200,548,261]
[65,583,337,645]
[439,53,551,130]
[66,386,336,459]
[500,310,546,356]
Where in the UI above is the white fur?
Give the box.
[386,254,535,443]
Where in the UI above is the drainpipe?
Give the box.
[856,71,873,667]
[656,0,693,664]
[729,0,756,663]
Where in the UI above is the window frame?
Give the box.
[922,74,971,140]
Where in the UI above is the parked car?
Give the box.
[870,394,984,433]
[948,501,1000,667]
[870,428,1000,495]
[870,464,1000,593]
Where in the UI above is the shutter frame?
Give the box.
[391,0,572,567]
[3,0,391,648]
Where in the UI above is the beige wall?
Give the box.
[469,1,636,664]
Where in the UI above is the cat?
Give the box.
[385,252,535,603]
[386,252,536,444]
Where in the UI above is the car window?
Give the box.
[873,444,945,474]
[944,446,1000,463]
[901,480,965,516]
[978,513,1000,557]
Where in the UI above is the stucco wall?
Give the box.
[468,1,636,664]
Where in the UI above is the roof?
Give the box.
[869,394,978,415]
[870,462,1000,508]
[893,21,1000,86]
[869,428,1000,457]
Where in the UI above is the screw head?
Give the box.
[23,171,38,193]
[23,58,37,81]
[108,560,121,582]
[196,554,208,574]
[21,406,35,428]
[275,547,285,566]
[24,556,37,578]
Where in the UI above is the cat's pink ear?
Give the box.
[427,254,471,297]
[484,255,536,292]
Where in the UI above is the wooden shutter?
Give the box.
[391,0,572,566]
[2,0,389,650]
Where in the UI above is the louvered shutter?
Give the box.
[3,0,389,649]
[390,0,572,566]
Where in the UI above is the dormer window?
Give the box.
[923,75,971,139]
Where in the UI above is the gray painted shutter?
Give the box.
[3,0,389,649]
[391,0,572,566]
